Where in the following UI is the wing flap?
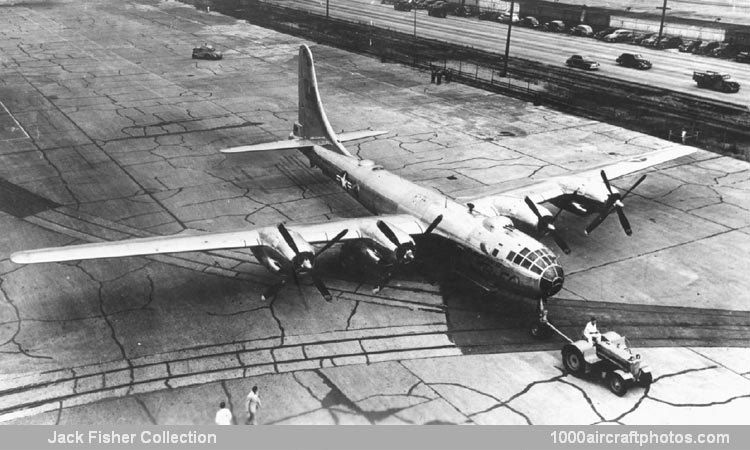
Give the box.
[220,139,316,153]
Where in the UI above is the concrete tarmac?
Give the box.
[0,0,748,425]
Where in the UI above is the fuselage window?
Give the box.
[492,248,499,257]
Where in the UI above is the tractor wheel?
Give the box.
[562,345,586,376]
[607,372,628,397]
[529,320,551,340]
[639,371,653,388]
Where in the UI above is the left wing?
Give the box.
[10,214,428,264]
[463,146,696,208]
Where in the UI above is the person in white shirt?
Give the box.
[583,317,601,344]
[245,386,262,425]
[214,401,233,425]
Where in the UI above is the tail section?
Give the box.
[296,44,351,156]
[221,45,385,155]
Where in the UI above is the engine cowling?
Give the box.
[486,197,552,231]
[339,240,394,275]
[251,226,315,275]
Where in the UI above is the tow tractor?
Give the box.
[692,71,740,93]
[558,330,652,396]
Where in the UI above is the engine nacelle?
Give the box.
[484,197,552,231]
[359,221,414,253]
[339,240,394,274]
[251,226,315,274]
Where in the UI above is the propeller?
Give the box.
[524,196,570,254]
[373,215,443,294]
[585,171,647,236]
[262,224,348,303]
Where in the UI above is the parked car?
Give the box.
[679,40,702,53]
[543,20,566,32]
[627,32,649,45]
[478,9,499,21]
[570,24,593,37]
[639,34,660,47]
[693,71,740,93]
[655,36,683,49]
[452,5,477,17]
[736,52,750,63]
[616,53,652,70]
[519,16,540,28]
[394,0,413,11]
[192,44,222,60]
[498,11,519,23]
[565,54,600,70]
[603,29,633,43]
[694,41,721,55]
[594,27,617,40]
[427,1,449,17]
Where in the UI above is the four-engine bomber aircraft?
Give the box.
[11,45,694,335]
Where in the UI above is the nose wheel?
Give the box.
[529,297,552,339]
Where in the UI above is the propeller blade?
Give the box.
[551,231,571,254]
[600,170,613,195]
[315,229,348,257]
[376,220,401,247]
[277,223,300,255]
[524,196,542,219]
[261,278,286,302]
[621,174,647,201]
[312,274,332,302]
[615,206,632,236]
[584,208,611,235]
[424,214,444,235]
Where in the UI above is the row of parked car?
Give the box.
[385,1,750,65]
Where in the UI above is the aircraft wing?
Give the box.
[10,214,428,264]
[462,146,696,207]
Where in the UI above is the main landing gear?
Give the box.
[529,297,553,339]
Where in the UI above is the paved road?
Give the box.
[263,0,750,105]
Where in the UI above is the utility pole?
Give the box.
[326,0,330,19]
[413,4,417,38]
[657,0,670,41]
[502,0,515,77]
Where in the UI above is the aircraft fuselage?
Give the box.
[304,146,564,298]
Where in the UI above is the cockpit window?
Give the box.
[531,265,542,274]
[521,259,532,269]
[513,254,524,265]
[520,248,530,256]
[507,251,516,262]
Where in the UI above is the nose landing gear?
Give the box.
[529,297,553,339]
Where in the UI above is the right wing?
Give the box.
[10,214,427,264]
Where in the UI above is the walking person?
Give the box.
[245,386,262,425]
[214,401,233,425]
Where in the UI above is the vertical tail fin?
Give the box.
[297,45,352,156]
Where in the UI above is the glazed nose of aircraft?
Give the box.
[540,264,564,297]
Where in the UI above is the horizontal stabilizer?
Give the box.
[220,139,316,153]
[337,130,387,142]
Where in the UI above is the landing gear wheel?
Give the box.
[639,371,653,388]
[529,320,551,339]
[607,372,628,397]
[562,345,586,376]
